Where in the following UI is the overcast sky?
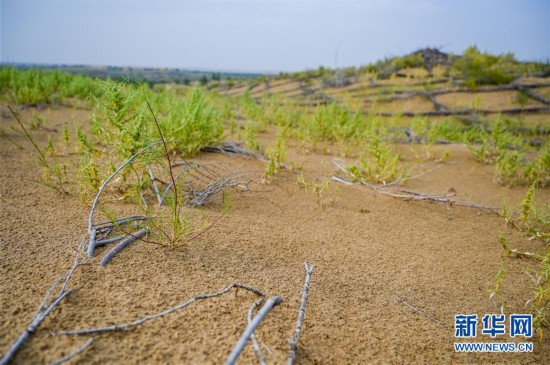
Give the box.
[1,0,549,72]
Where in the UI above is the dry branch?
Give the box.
[202,142,264,160]
[332,161,500,214]
[0,239,86,365]
[49,338,94,365]
[94,234,126,247]
[247,299,267,365]
[87,142,163,256]
[288,262,314,365]
[226,297,284,365]
[93,215,148,231]
[517,86,550,106]
[100,229,147,267]
[370,106,550,118]
[147,165,163,206]
[59,283,265,336]
[395,296,450,330]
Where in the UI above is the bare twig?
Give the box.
[49,338,94,365]
[145,98,181,231]
[288,262,314,365]
[147,165,163,206]
[378,164,444,189]
[248,299,267,365]
[94,234,126,247]
[100,229,147,267]
[226,297,284,365]
[87,229,97,258]
[394,296,451,330]
[0,290,75,365]
[58,283,265,336]
[0,238,87,365]
[88,142,163,255]
[202,142,264,160]
[93,215,148,230]
[332,161,500,214]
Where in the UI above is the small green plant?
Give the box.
[8,105,69,194]
[524,145,550,188]
[348,132,408,185]
[76,128,97,155]
[496,151,523,186]
[46,136,56,156]
[297,173,330,207]
[263,128,288,183]
[30,111,45,130]
[515,91,530,107]
[61,125,71,147]
[496,185,550,340]
[245,122,260,151]
[76,157,102,202]
[263,152,278,183]
[488,259,507,311]
[466,120,547,187]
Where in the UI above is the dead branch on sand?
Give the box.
[87,141,163,257]
[49,338,94,365]
[100,229,147,267]
[58,283,265,335]
[202,141,265,160]
[247,299,268,365]
[332,160,500,214]
[395,296,451,330]
[226,297,284,365]
[86,141,251,259]
[0,239,86,365]
[288,262,314,365]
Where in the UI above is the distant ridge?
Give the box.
[2,62,267,85]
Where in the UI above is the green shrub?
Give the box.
[0,66,103,105]
[451,46,516,89]
[92,82,223,158]
[348,132,408,185]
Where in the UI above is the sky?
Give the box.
[1,0,549,72]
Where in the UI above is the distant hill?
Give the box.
[4,63,266,85]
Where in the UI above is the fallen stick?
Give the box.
[49,338,94,365]
[100,229,147,267]
[369,106,550,117]
[226,297,284,365]
[87,229,96,258]
[0,237,85,365]
[94,234,126,247]
[247,299,267,365]
[332,161,500,214]
[87,142,163,251]
[395,296,450,330]
[147,165,163,206]
[93,215,148,230]
[0,290,74,365]
[58,283,264,336]
[288,262,314,365]
[202,142,264,160]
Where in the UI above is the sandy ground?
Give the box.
[1,105,550,364]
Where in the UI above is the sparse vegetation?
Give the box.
[451,46,516,89]
[347,131,408,185]
[497,184,550,340]
[2,46,550,363]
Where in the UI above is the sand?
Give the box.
[1,105,549,364]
